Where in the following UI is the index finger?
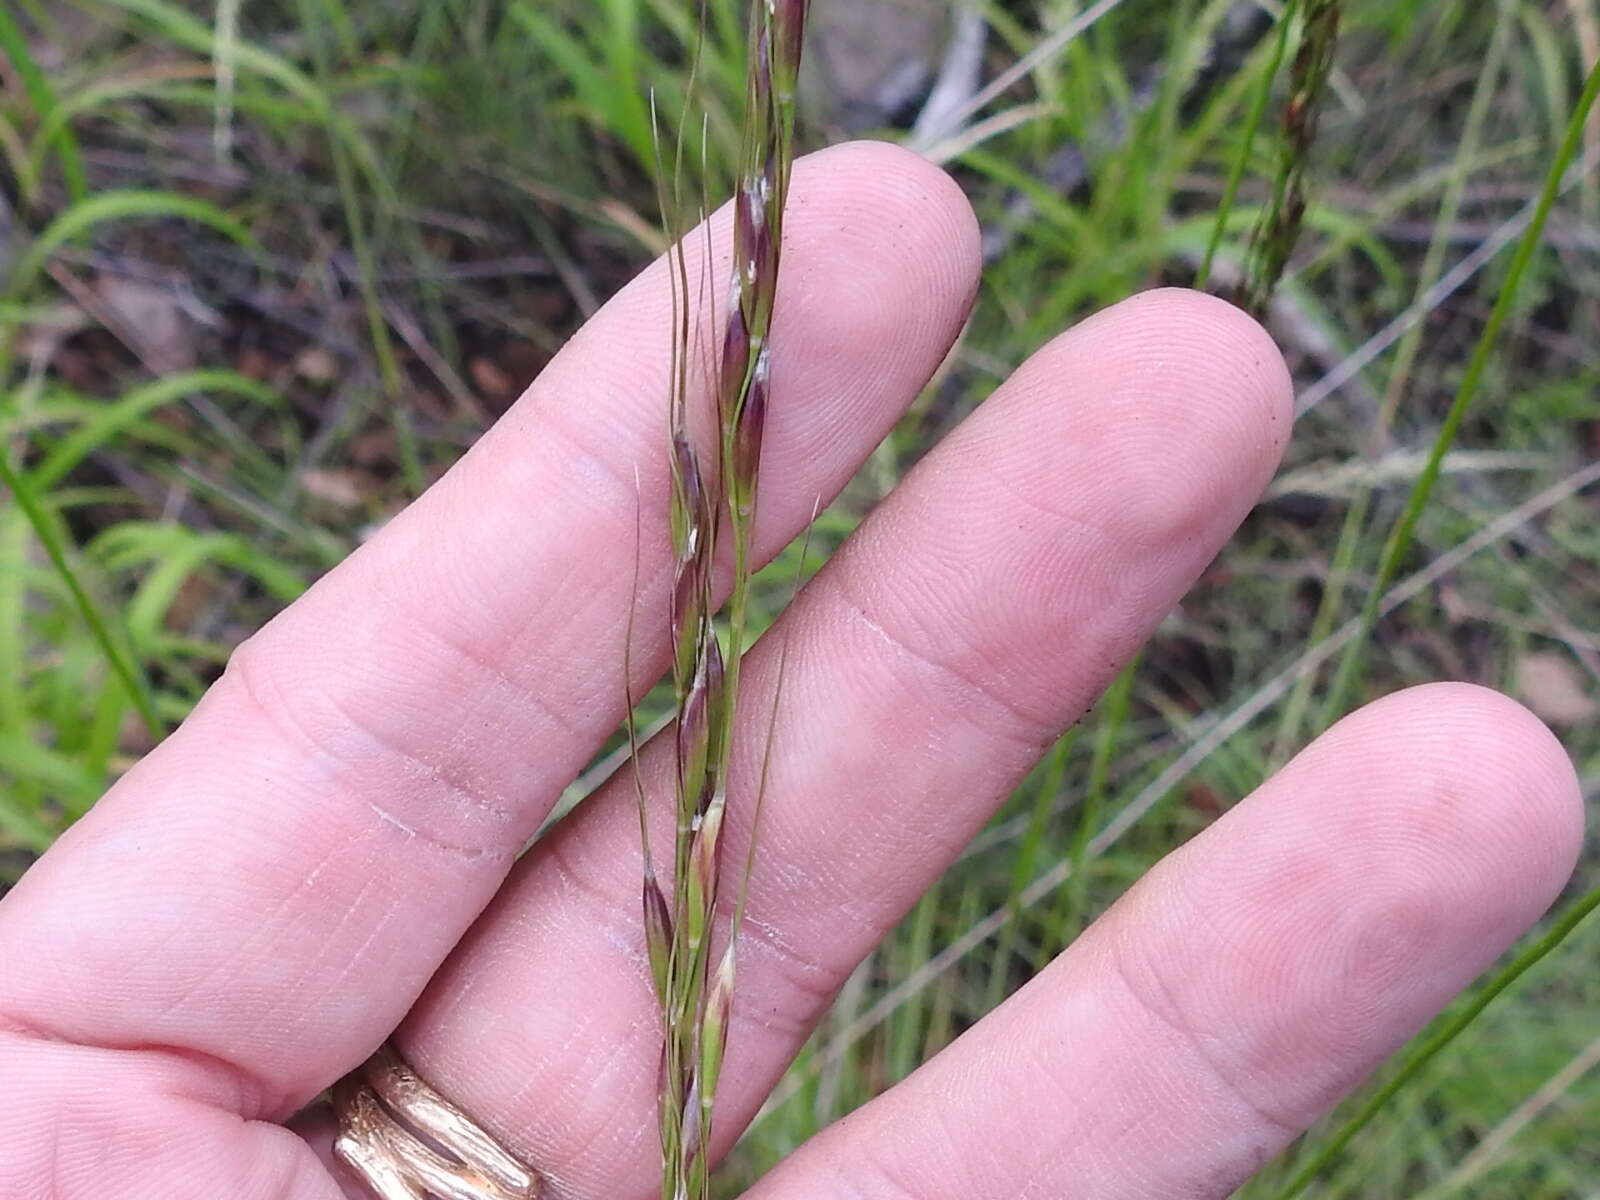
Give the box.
[0,142,982,1118]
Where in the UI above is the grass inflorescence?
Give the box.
[1238,0,1343,318]
[637,3,809,1198]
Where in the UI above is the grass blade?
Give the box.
[0,454,164,740]
[1274,0,1517,761]
[0,6,87,204]
[4,190,256,300]
[1321,51,1600,720]
[28,371,281,492]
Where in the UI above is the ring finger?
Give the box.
[747,685,1583,1198]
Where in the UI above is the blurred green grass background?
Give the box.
[2,1,1599,1194]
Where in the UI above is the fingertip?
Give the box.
[1148,287,1294,427]
[761,140,980,493]
[1103,287,1295,475]
[1095,682,1588,1148]
[781,140,981,359]
[1327,683,1586,907]
[992,287,1294,553]
[805,139,983,292]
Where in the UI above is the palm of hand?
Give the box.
[0,144,1582,1200]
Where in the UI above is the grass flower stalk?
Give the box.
[637,4,810,1199]
[1238,0,1341,317]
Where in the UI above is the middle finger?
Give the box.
[398,289,1293,1198]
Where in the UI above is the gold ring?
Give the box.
[333,1044,541,1200]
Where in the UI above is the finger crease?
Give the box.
[225,651,513,861]
[1108,942,1301,1145]
[829,573,1060,750]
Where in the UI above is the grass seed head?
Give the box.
[1240,0,1342,317]
[644,4,810,1197]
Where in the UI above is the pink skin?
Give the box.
[0,143,1583,1200]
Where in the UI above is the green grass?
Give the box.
[3,0,1599,1194]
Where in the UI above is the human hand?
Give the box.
[0,143,1583,1200]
